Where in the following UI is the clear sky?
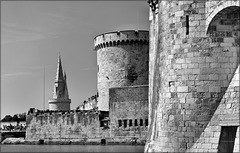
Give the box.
[1,1,149,118]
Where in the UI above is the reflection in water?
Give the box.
[1,145,144,152]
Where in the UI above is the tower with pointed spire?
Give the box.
[48,55,71,111]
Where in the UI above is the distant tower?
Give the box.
[48,55,71,111]
[94,30,149,111]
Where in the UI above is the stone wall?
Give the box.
[145,0,239,152]
[109,85,148,144]
[25,110,109,144]
[187,66,239,152]
[94,30,149,111]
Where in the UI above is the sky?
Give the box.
[1,1,149,118]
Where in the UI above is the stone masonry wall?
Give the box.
[187,66,239,152]
[109,85,148,144]
[145,0,239,152]
[94,30,149,111]
[26,110,109,144]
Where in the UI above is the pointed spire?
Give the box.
[55,54,64,81]
[49,54,71,111]
[63,71,69,99]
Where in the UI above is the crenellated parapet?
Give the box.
[94,30,149,50]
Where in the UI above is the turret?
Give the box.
[48,55,71,111]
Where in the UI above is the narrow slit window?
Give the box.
[140,119,143,126]
[129,119,132,127]
[123,119,127,128]
[118,120,122,127]
[218,126,238,153]
[186,15,189,35]
[145,119,148,126]
[134,119,138,126]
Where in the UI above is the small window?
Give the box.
[140,119,143,126]
[145,119,148,126]
[218,126,238,153]
[123,120,128,128]
[186,15,189,35]
[134,119,138,126]
[118,120,122,127]
[129,119,132,127]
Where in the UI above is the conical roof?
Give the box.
[55,55,64,81]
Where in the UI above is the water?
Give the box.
[0,145,144,152]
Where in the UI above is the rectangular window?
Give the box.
[123,120,127,128]
[140,119,143,126]
[218,126,238,153]
[145,119,148,126]
[118,120,122,127]
[134,119,138,126]
[186,15,189,35]
[129,119,132,127]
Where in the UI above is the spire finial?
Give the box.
[55,53,64,81]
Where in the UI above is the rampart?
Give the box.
[25,109,109,144]
[109,85,149,144]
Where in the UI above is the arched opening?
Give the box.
[207,6,240,37]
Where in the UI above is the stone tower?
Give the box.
[48,55,71,111]
[145,0,239,152]
[94,30,149,111]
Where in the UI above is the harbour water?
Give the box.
[0,145,144,152]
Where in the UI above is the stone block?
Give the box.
[176,58,186,64]
[185,69,193,74]
[187,52,194,58]
[210,63,219,68]
[224,38,235,43]
[220,43,233,47]
[182,64,188,69]
[175,10,184,17]
[197,75,209,80]
[188,63,198,69]
[209,74,219,80]
[192,69,200,74]
[197,86,209,92]
[177,86,189,92]
[209,86,220,92]
[202,143,212,149]
[206,57,218,63]
[189,21,200,27]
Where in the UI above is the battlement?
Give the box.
[94,30,149,50]
[27,108,99,117]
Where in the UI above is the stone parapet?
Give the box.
[94,30,149,50]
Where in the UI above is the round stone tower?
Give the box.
[146,0,239,152]
[94,30,149,111]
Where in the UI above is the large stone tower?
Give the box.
[145,0,239,152]
[48,55,71,111]
[94,30,149,111]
